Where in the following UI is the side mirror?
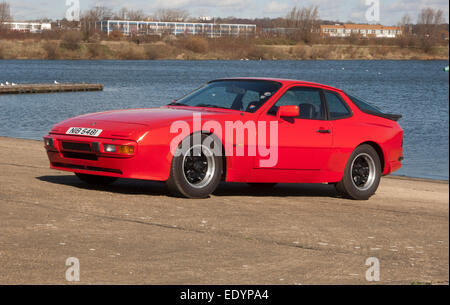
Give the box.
[277,105,299,119]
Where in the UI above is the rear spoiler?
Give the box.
[365,110,402,122]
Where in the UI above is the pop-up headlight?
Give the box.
[104,144,117,153]
[44,138,54,148]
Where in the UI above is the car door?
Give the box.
[254,86,333,170]
[322,90,354,172]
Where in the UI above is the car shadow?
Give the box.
[37,175,169,196]
[37,175,340,198]
[213,182,339,198]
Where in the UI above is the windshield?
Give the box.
[171,80,282,113]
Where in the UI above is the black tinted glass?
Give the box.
[347,93,383,114]
[268,87,325,120]
[325,91,351,119]
[175,80,282,113]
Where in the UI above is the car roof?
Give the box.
[211,77,342,92]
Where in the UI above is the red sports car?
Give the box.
[44,78,403,200]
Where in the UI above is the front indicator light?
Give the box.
[118,145,134,154]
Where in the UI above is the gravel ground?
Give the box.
[0,136,448,284]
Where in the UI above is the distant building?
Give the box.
[320,24,402,38]
[199,16,213,22]
[98,20,256,37]
[2,22,51,33]
[52,19,81,31]
[439,29,449,41]
[262,28,298,35]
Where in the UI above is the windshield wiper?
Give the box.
[195,103,229,110]
[169,102,229,110]
[168,102,187,106]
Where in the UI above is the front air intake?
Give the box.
[62,141,92,152]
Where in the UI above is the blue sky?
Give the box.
[10,0,449,25]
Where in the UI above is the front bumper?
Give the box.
[44,134,139,178]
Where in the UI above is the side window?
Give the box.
[325,91,352,120]
[241,90,262,112]
[268,87,325,120]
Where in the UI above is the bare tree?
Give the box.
[286,5,319,43]
[417,7,445,37]
[83,6,113,22]
[127,9,146,21]
[154,8,189,22]
[115,8,146,20]
[396,13,412,47]
[398,14,411,31]
[116,7,128,20]
[81,6,113,40]
[416,7,445,52]
[0,1,12,31]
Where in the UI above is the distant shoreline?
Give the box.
[1,58,449,61]
[387,175,449,184]
[1,39,448,61]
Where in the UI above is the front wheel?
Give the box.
[75,173,118,186]
[166,134,223,198]
[336,144,381,200]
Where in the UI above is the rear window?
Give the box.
[346,93,383,114]
[346,92,402,121]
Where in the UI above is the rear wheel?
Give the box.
[166,134,223,198]
[336,144,381,200]
[75,173,118,186]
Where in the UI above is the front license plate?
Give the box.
[66,127,103,137]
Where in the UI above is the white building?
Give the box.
[320,24,402,38]
[199,16,213,22]
[98,20,256,37]
[2,22,52,33]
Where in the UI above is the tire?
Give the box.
[336,144,381,200]
[75,173,118,186]
[166,134,223,199]
[247,183,277,188]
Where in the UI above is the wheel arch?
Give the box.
[200,131,227,180]
[358,141,385,173]
[172,130,228,181]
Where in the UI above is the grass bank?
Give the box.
[0,38,448,60]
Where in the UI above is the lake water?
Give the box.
[0,60,448,180]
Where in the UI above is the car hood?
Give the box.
[50,107,240,140]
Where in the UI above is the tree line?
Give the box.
[1,1,448,46]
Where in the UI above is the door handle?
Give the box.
[317,129,331,134]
